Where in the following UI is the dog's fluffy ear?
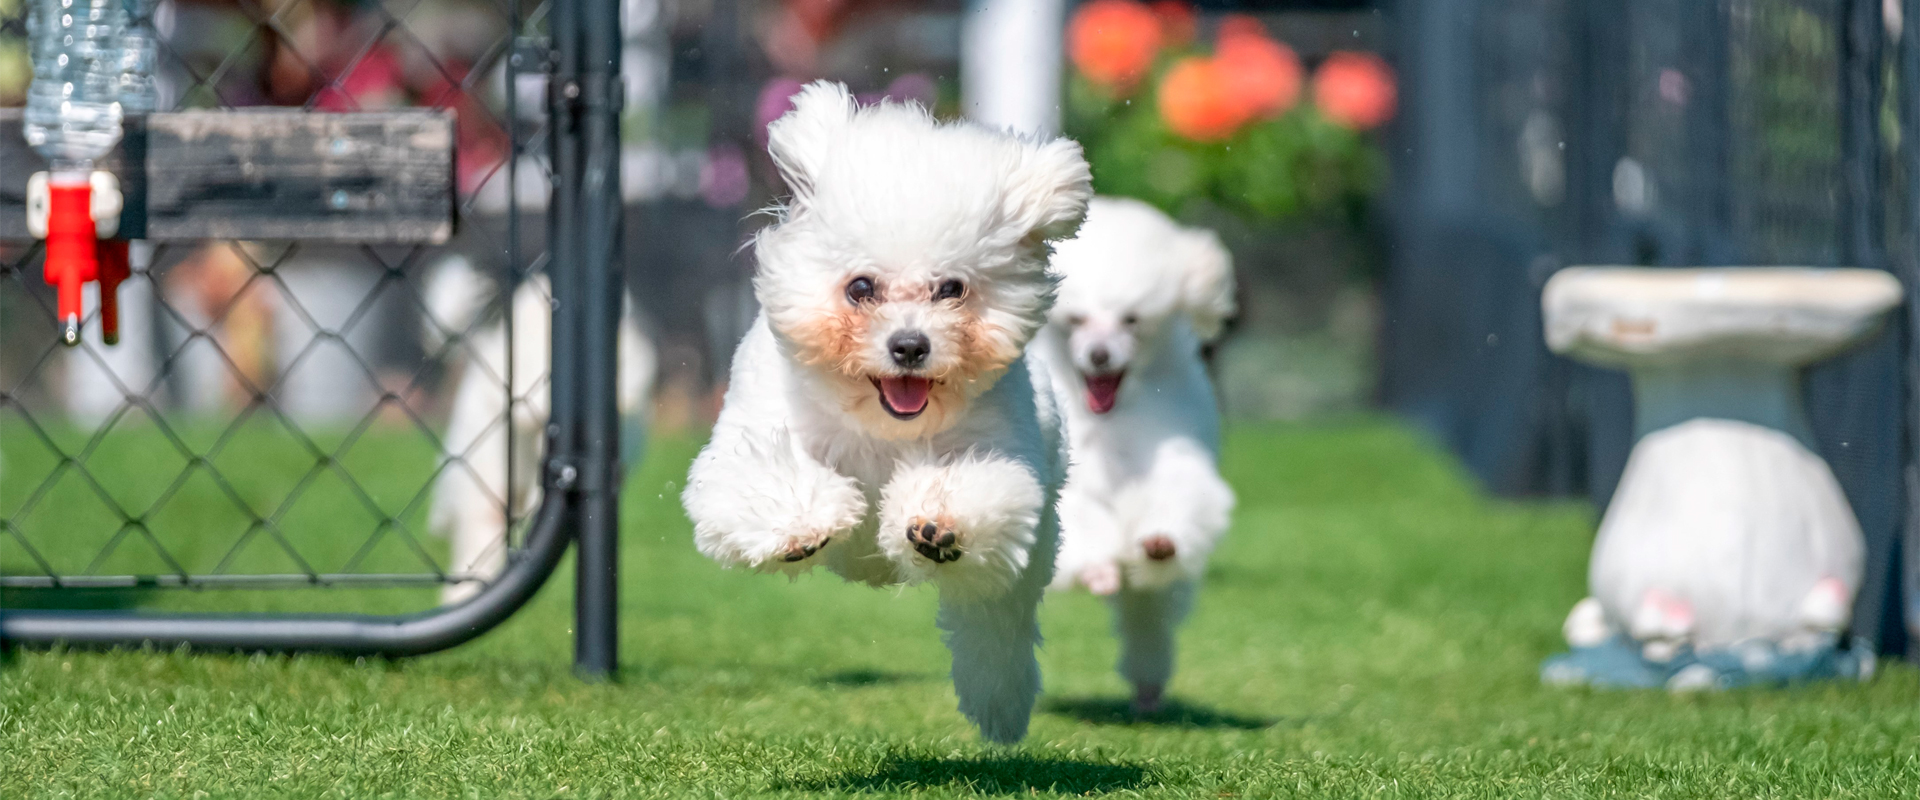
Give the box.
[767,81,857,200]
[1175,227,1236,340]
[1003,137,1094,244]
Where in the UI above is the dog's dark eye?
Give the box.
[1122,313,1139,326]
[1066,313,1087,327]
[846,276,876,305]
[935,279,966,301]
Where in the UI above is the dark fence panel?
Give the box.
[1387,0,1913,655]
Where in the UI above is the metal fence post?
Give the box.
[556,0,624,679]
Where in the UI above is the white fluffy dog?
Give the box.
[681,81,1092,743]
[424,257,656,604]
[1033,196,1237,714]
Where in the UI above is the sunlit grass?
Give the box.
[3,419,1916,798]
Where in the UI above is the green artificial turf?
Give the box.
[4,420,1918,798]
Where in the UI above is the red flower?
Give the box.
[1150,1,1197,46]
[1217,29,1302,120]
[1159,56,1242,141]
[1313,51,1398,129]
[1069,0,1164,92]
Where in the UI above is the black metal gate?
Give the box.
[0,0,626,676]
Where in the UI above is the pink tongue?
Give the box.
[1085,373,1123,414]
[880,376,932,414]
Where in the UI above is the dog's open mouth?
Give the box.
[1084,372,1125,414]
[873,376,932,419]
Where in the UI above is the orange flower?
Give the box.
[1313,51,1398,129]
[1217,30,1302,120]
[1069,0,1164,92]
[1150,1,1197,46]
[1159,56,1243,141]
[1217,13,1270,45]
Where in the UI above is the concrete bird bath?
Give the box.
[1539,267,1901,689]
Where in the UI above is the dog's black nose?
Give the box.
[889,331,931,368]
[1089,346,1110,369]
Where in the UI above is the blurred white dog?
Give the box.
[424,257,656,604]
[681,81,1091,743]
[1034,196,1237,714]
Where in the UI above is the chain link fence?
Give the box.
[0,0,626,669]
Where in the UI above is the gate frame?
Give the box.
[0,0,626,677]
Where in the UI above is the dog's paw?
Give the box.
[1079,561,1121,596]
[906,516,963,563]
[751,529,833,571]
[779,531,832,562]
[1140,535,1177,562]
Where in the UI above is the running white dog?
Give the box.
[1033,196,1237,714]
[681,81,1091,743]
[424,258,656,604]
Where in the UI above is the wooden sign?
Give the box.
[0,109,456,243]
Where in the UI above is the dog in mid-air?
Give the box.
[424,258,656,604]
[1033,196,1237,714]
[681,81,1092,743]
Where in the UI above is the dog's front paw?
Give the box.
[777,530,833,562]
[1079,561,1121,596]
[906,516,963,563]
[750,529,835,573]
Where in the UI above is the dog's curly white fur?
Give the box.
[1033,196,1237,713]
[681,81,1091,743]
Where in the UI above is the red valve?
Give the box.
[34,173,125,346]
[43,180,98,345]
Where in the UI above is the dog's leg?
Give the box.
[1054,485,1124,595]
[886,456,1051,742]
[877,453,1052,742]
[937,577,1046,743]
[1110,581,1194,714]
[1122,438,1233,589]
[684,427,867,572]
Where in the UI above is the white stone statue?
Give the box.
[1542,267,1900,669]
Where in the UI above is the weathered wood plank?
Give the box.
[0,109,455,243]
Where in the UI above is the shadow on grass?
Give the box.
[815,668,930,687]
[793,754,1150,795]
[1044,696,1277,730]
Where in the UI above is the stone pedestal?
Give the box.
[1539,267,1900,687]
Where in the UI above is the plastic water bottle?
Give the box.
[115,0,157,115]
[25,0,128,171]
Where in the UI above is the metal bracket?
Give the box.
[510,36,555,73]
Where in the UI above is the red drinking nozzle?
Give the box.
[42,181,98,346]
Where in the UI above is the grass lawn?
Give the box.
[4,419,1919,797]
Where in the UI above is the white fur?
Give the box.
[683,82,1091,743]
[1032,197,1237,708]
[425,257,657,604]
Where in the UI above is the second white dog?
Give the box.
[1034,196,1238,714]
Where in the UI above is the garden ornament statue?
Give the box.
[1538,267,1901,690]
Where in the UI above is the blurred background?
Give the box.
[0,0,1393,434]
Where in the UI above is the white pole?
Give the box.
[961,0,1067,136]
